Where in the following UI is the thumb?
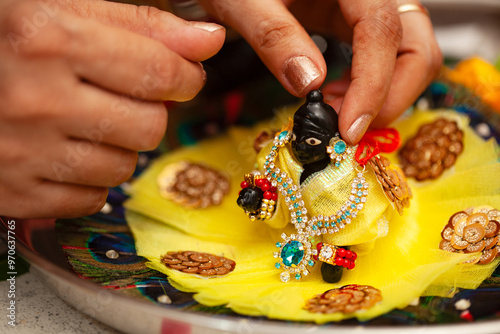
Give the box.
[199,0,326,97]
[59,0,226,62]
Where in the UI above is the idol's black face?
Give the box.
[291,118,331,165]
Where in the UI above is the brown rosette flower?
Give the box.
[157,161,230,208]
[439,206,500,264]
[304,284,382,314]
[161,251,236,276]
[369,155,412,215]
[399,118,464,181]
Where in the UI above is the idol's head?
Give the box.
[291,90,340,165]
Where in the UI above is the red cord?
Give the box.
[355,128,401,166]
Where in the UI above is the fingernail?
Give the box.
[198,62,207,84]
[283,56,322,96]
[347,114,373,144]
[191,21,224,33]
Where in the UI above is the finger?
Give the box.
[43,139,138,188]
[324,95,344,115]
[287,0,352,41]
[0,54,168,152]
[322,77,348,112]
[199,0,326,97]
[13,4,206,101]
[371,8,442,127]
[322,69,350,106]
[65,16,206,102]
[323,76,351,97]
[61,0,226,62]
[0,181,108,219]
[60,82,168,151]
[336,0,402,144]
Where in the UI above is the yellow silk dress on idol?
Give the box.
[255,138,391,242]
[125,93,500,323]
[236,90,407,284]
[251,129,394,282]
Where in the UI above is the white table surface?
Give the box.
[0,271,120,334]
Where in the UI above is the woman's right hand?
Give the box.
[0,0,225,218]
[199,0,441,144]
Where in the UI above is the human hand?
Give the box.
[198,0,441,144]
[0,0,224,218]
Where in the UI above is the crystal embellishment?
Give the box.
[320,245,333,260]
[278,131,289,141]
[280,271,290,283]
[263,130,368,282]
[281,241,305,267]
[334,140,346,154]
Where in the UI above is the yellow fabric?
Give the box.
[124,127,268,243]
[256,138,391,246]
[446,57,500,112]
[125,109,500,323]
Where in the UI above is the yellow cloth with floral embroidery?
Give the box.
[125,109,500,323]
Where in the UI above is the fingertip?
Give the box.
[80,1,226,63]
[337,91,378,145]
[322,79,350,96]
[180,21,226,61]
[56,186,109,218]
[88,187,110,216]
[324,96,343,115]
[36,183,110,218]
[166,61,206,102]
[336,75,386,144]
[199,0,327,97]
[344,113,373,145]
[144,58,206,102]
[282,55,325,97]
[189,21,225,33]
[138,102,168,149]
[110,151,138,187]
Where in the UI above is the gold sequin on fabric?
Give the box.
[398,118,464,181]
[304,284,382,314]
[369,155,412,215]
[439,206,500,264]
[161,251,236,276]
[157,161,230,208]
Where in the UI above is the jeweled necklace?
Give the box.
[263,130,369,282]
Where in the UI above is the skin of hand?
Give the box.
[0,0,225,218]
[198,0,442,144]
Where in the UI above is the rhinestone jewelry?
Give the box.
[266,130,368,282]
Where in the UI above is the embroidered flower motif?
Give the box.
[161,251,236,276]
[305,284,382,314]
[157,161,229,209]
[439,206,500,264]
[399,118,464,181]
[369,155,412,215]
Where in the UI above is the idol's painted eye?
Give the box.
[305,137,322,146]
[291,133,297,141]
